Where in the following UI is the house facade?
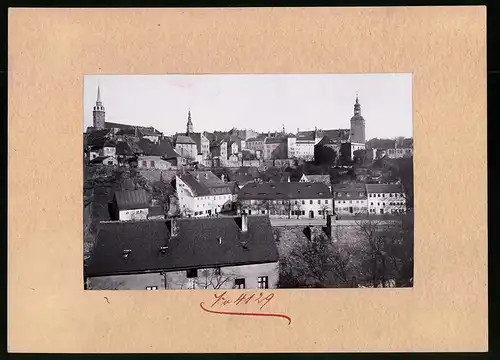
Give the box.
[110,189,151,221]
[366,184,407,215]
[89,155,118,166]
[238,182,333,219]
[85,215,279,290]
[176,171,234,217]
[333,183,368,215]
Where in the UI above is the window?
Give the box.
[325,200,328,204]
[146,286,158,290]
[150,161,155,167]
[186,269,198,278]
[142,161,147,167]
[235,278,246,289]
[310,200,313,204]
[302,200,305,205]
[337,193,342,197]
[346,193,351,198]
[107,160,113,165]
[214,267,221,275]
[295,200,298,204]
[301,210,305,215]
[318,210,322,215]
[377,194,381,197]
[317,200,321,204]
[258,276,269,289]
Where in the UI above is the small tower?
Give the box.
[186,109,193,135]
[350,92,366,145]
[92,83,105,130]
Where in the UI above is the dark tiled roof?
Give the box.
[239,182,331,200]
[366,139,396,149]
[139,127,162,136]
[180,171,233,196]
[296,131,316,141]
[86,215,278,276]
[365,184,404,194]
[148,206,165,217]
[116,128,136,136]
[105,122,137,130]
[114,189,150,210]
[265,137,286,144]
[89,156,115,164]
[317,129,350,141]
[333,183,367,200]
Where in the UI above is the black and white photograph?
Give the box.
[83,74,414,290]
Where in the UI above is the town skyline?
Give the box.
[83,74,413,139]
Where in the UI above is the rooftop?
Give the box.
[113,189,150,210]
[365,183,404,193]
[239,182,331,200]
[85,215,278,277]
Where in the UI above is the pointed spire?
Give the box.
[96,81,102,104]
[354,92,361,116]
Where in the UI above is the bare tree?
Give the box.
[283,231,355,287]
[293,201,303,219]
[151,180,176,217]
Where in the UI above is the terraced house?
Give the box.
[238,182,333,219]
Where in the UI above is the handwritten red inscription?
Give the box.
[200,291,291,325]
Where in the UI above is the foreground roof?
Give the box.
[365,184,404,193]
[114,189,150,210]
[239,182,331,200]
[86,215,278,276]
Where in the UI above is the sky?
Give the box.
[83,74,413,140]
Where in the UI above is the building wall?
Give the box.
[287,137,296,158]
[90,151,99,159]
[350,118,365,144]
[201,135,210,159]
[334,199,368,215]
[175,143,197,160]
[137,156,172,170]
[118,208,149,221]
[101,146,116,157]
[176,176,233,217]
[87,262,279,290]
[387,148,413,159]
[367,191,406,215]
[241,198,333,219]
[295,141,315,159]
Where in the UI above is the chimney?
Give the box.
[221,174,225,182]
[204,173,208,179]
[241,213,248,233]
[168,219,179,237]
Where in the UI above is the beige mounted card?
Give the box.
[8,7,487,353]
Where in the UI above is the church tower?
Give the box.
[92,84,106,130]
[350,93,365,145]
[186,109,193,134]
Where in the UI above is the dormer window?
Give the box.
[160,246,168,254]
[123,249,132,259]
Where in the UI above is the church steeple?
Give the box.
[186,109,193,134]
[92,83,105,130]
[354,92,361,116]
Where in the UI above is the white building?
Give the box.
[333,183,368,215]
[176,171,235,217]
[238,182,333,219]
[111,189,150,221]
[85,215,280,290]
[366,184,407,215]
[136,155,173,170]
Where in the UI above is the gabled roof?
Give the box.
[175,135,197,144]
[113,189,150,210]
[265,137,285,144]
[317,129,350,142]
[333,183,367,200]
[303,174,331,185]
[366,139,397,149]
[365,184,404,194]
[239,182,331,200]
[85,215,278,277]
[105,122,137,130]
[296,130,316,141]
[179,171,233,196]
[139,127,162,136]
[116,128,136,136]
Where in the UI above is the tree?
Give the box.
[352,213,413,287]
[172,268,239,289]
[293,201,303,219]
[151,179,176,217]
[314,145,337,166]
[283,231,355,287]
[320,203,331,219]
